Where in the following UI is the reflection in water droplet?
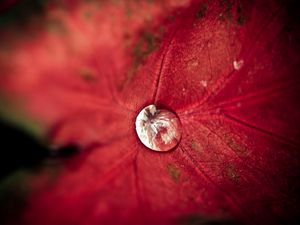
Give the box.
[135,105,182,152]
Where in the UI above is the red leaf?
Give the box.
[0,0,299,224]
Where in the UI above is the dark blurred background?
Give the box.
[0,119,81,180]
[0,120,48,180]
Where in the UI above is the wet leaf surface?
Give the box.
[0,0,299,224]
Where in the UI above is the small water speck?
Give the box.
[200,80,208,87]
[233,59,244,70]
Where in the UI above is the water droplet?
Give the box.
[135,105,182,152]
[200,80,208,87]
[233,59,244,70]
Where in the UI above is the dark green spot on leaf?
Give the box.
[236,3,246,25]
[196,4,207,19]
[225,165,240,183]
[47,18,67,34]
[118,29,161,90]
[79,67,96,81]
[225,135,247,156]
[219,0,234,21]
[132,31,157,66]
[190,140,204,154]
[167,164,181,183]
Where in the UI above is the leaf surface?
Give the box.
[0,0,299,224]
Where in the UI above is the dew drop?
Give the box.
[135,105,182,152]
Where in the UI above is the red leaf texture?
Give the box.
[0,0,299,224]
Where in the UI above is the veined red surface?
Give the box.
[0,0,299,224]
